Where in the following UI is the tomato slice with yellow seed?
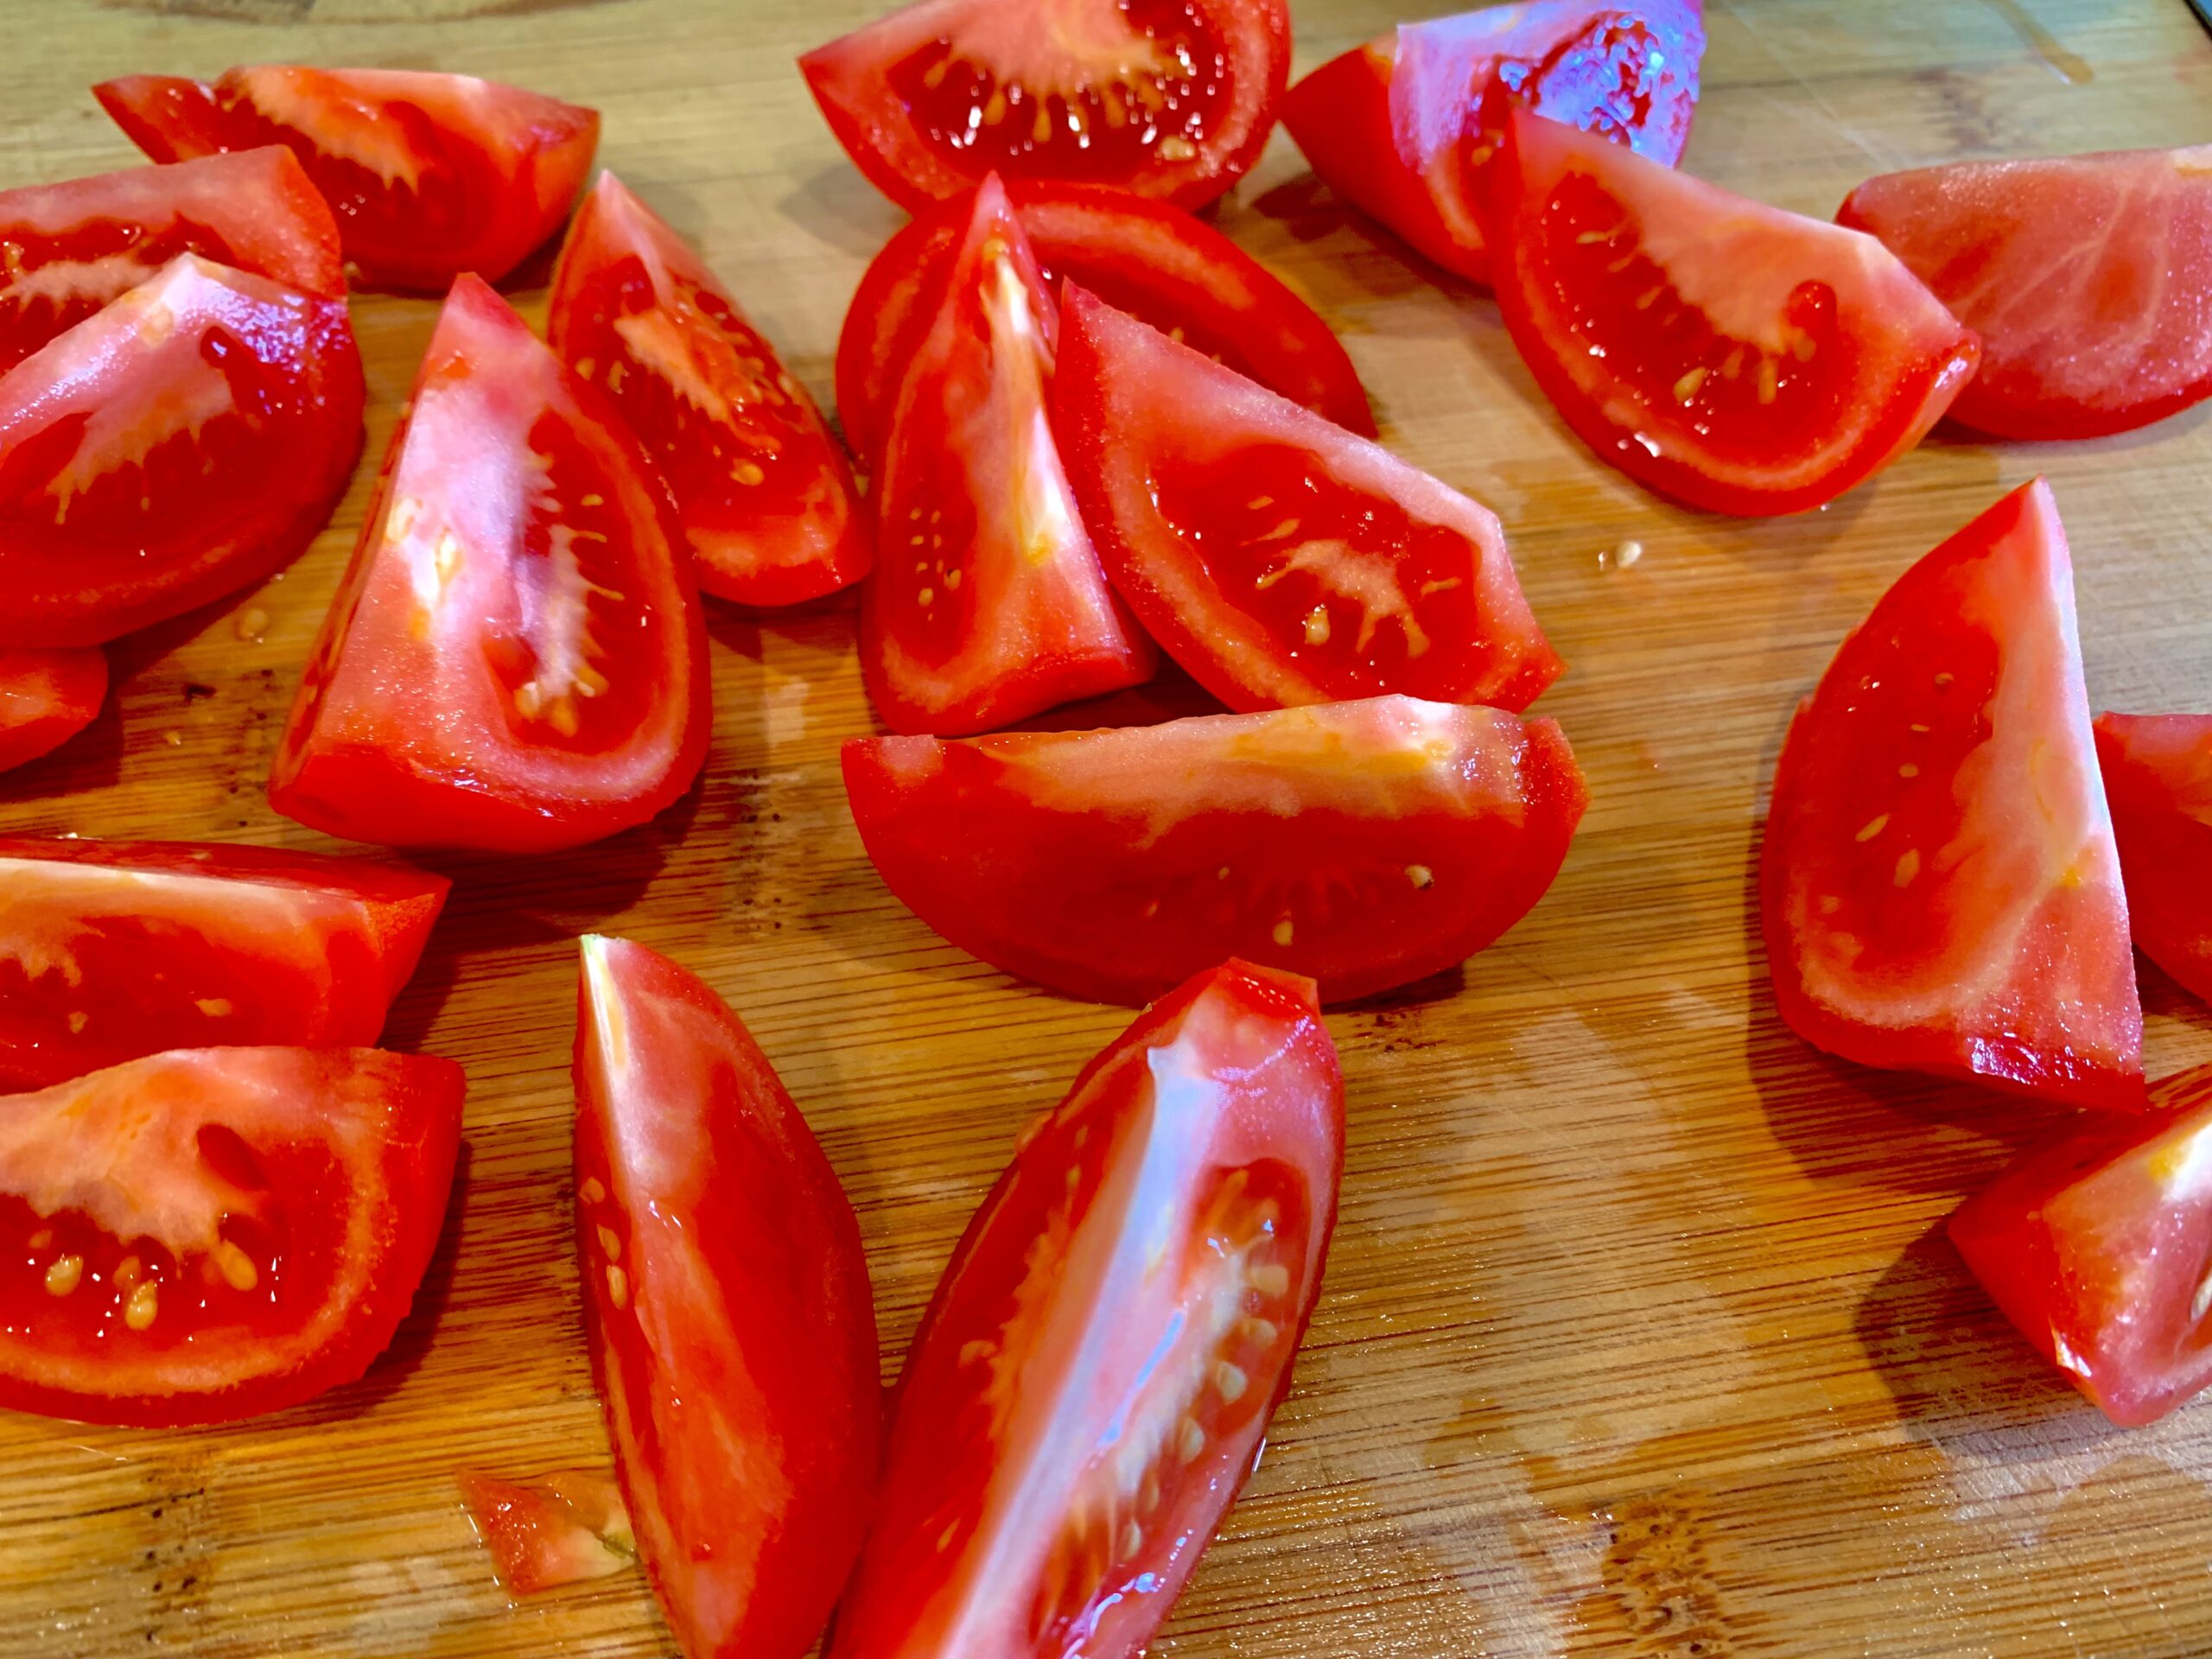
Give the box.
[269,274,710,854]
[0,1046,462,1427]
[801,0,1288,212]
[828,959,1341,1659]
[2094,713,2212,1009]
[0,647,105,776]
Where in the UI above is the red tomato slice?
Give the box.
[0,1045,461,1427]
[574,936,879,1659]
[1839,147,2212,441]
[269,275,709,854]
[1282,0,1705,284]
[95,67,598,291]
[0,647,105,775]
[1951,1064,2212,1427]
[548,173,870,608]
[844,696,1586,1004]
[862,176,1153,734]
[0,148,342,377]
[800,0,1289,212]
[0,837,448,1091]
[828,958,1341,1659]
[1055,286,1560,711]
[835,179,1373,466]
[1489,108,1980,516]
[0,252,364,649]
[2094,713,2212,1007]
[1763,479,2143,1110]
[458,1469,636,1595]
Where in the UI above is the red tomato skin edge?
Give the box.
[92,76,232,164]
[0,649,106,774]
[2095,714,2212,1008]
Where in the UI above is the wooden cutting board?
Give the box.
[3,1,2210,1654]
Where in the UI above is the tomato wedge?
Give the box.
[575,936,878,1659]
[1282,0,1705,284]
[845,696,1586,1005]
[1055,286,1560,712]
[800,0,1289,212]
[829,958,1341,1659]
[836,179,1372,466]
[1489,108,1980,516]
[2094,713,2212,1007]
[0,837,448,1091]
[1763,479,2143,1110]
[0,1046,462,1427]
[0,252,364,649]
[0,148,342,377]
[548,173,869,607]
[0,647,105,775]
[1952,1063,2212,1427]
[458,1469,636,1595]
[269,275,709,854]
[95,67,598,291]
[1839,146,2212,440]
[863,177,1153,734]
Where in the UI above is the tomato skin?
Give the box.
[1839,146,2212,441]
[0,1046,462,1427]
[844,696,1586,1004]
[574,936,879,1659]
[269,275,710,855]
[96,67,598,291]
[0,647,105,775]
[2094,714,2212,1007]
[1763,479,2143,1110]
[1489,108,1980,517]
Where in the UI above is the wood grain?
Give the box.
[3,1,2211,1654]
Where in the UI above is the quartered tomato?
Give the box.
[828,959,1341,1659]
[835,178,1372,466]
[0,253,363,649]
[549,173,869,608]
[1282,0,1705,284]
[0,837,448,1091]
[2094,714,2212,1007]
[1952,1063,2212,1427]
[845,696,1586,1004]
[1055,287,1560,712]
[0,147,342,376]
[0,648,105,775]
[574,937,879,1659]
[1839,146,2212,440]
[1489,109,1980,516]
[0,1046,462,1427]
[862,177,1153,734]
[96,67,599,291]
[269,275,709,854]
[458,1469,636,1595]
[1763,479,2143,1110]
[801,0,1289,212]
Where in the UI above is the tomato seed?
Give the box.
[44,1255,82,1297]
[124,1281,159,1331]
[213,1239,258,1293]
[1212,1361,1248,1402]
[1249,1262,1290,1298]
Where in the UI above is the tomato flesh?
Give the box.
[1763,478,2143,1109]
[800,0,1289,212]
[96,67,598,291]
[0,647,105,775]
[2094,713,2212,1008]
[0,1046,462,1426]
[458,1469,635,1595]
[1490,108,1979,516]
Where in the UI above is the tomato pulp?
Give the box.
[0,647,105,775]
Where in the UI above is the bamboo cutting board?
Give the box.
[3,1,2211,1655]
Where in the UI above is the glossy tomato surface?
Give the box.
[1763,479,2143,1109]
[0,252,363,649]
[1490,109,1979,515]
[457,1469,635,1595]
[1840,145,2212,440]
[835,177,1371,464]
[269,275,709,854]
[845,696,1586,1004]
[1056,287,1560,711]
[549,173,869,607]
[0,1046,461,1427]
[830,958,1340,1659]
[2095,713,2212,1007]
[1282,0,1705,283]
[0,147,341,376]
[862,176,1152,734]
[0,647,105,774]
[96,67,598,290]
[0,837,448,1090]
[801,0,1289,212]
[1952,1063,2212,1427]
[574,936,878,1659]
